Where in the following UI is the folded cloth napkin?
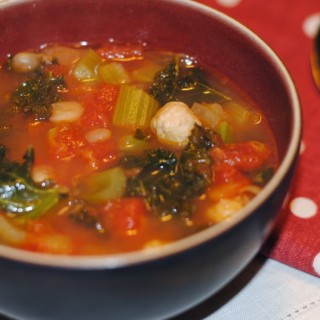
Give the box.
[173,256,320,320]
[198,0,320,277]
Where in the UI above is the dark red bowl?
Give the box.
[0,1,301,319]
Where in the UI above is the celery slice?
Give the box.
[98,62,130,84]
[76,167,127,204]
[119,135,150,153]
[131,61,163,83]
[72,49,102,82]
[217,121,233,143]
[0,216,26,245]
[223,102,261,125]
[112,85,159,128]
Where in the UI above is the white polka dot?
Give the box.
[300,140,306,155]
[215,0,242,8]
[290,197,318,218]
[302,13,320,38]
[312,253,320,275]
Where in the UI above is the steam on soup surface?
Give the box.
[0,43,277,255]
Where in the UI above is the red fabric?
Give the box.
[197,0,320,276]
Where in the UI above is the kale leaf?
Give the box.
[66,200,103,231]
[249,167,275,186]
[123,126,216,219]
[11,63,66,121]
[149,56,231,106]
[0,146,67,218]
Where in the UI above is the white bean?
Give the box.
[49,101,84,123]
[31,165,55,184]
[85,128,112,143]
[11,52,44,72]
[42,46,83,66]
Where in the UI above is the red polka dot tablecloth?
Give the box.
[197,0,320,277]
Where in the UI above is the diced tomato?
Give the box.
[101,198,147,236]
[210,141,271,172]
[43,64,67,78]
[80,84,119,128]
[89,139,120,168]
[48,125,87,159]
[208,163,251,201]
[47,123,119,169]
[97,43,144,61]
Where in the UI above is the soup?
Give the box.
[0,42,277,255]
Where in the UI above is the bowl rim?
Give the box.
[0,0,302,269]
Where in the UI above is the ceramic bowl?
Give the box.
[0,0,301,319]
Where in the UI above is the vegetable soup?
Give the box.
[0,42,277,255]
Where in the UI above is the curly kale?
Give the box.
[0,145,67,218]
[149,56,231,106]
[11,63,66,121]
[122,126,217,219]
[65,200,103,231]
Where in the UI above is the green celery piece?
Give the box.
[119,135,151,153]
[132,62,163,83]
[72,49,102,82]
[217,121,233,143]
[0,215,26,245]
[76,167,127,204]
[98,62,130,84]
[112,85,159,128]
[224,101,260,125]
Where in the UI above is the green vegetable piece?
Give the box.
[76,167,127,204]
[223,101,261,125]
[119,129,151,153]
[0,215,26,245]
[250,167,275,186]
[124,126,214,218]
[112,85,159,128]
[72,49,102,82]
[67,201,102,230]
[217,121,233,143]
[98,62,130,84]
[119,135,150,153]
[132,61,163,83]
[149,58,178,105]
[0,147,66,218]
[11,64,66,121]
[149,56,231,106]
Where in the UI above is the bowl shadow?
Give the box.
[170,254,267,320]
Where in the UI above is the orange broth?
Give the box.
[0,43,278,255]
